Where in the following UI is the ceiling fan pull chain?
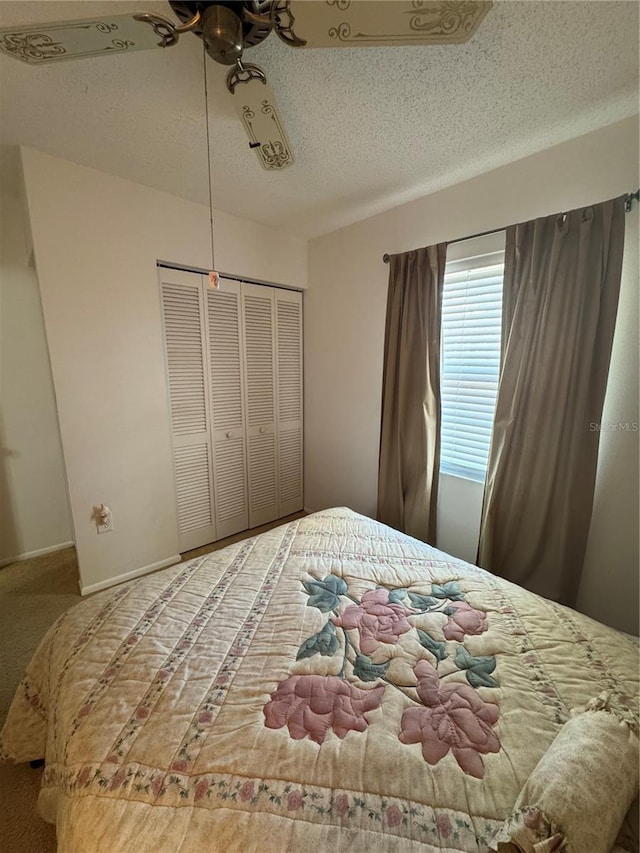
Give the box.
[133,11,201,49]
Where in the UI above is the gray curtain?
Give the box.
[377,244,446,542]
[478,196,626,605]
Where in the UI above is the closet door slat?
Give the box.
[207,281,249,538]
[242,283,278,527]
[160,270,217,552]
[275,290,304,517]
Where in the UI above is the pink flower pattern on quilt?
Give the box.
[442,601,488,641]
[264,575,502,777]
[264,674,385,744]
[333,589,412,654]
[398,660,500,778]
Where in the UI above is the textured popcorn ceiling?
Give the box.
[0,1,638,238]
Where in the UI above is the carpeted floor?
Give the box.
[0,546,79,853]
[0,512,305,853]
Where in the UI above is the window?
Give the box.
[440,250,505,482]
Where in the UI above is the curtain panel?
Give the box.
[478,196,626,605]
[377,244,446,543]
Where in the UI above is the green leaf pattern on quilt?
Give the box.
[353,654,391,682]
[431,581,466,601]
[417,629,448,663]
[303,575,349,612]
[388,588,407,604]
[296,622,340,660]
[408,592,437,610]
[454,645,499,688]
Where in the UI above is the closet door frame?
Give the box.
[159,264,304,549]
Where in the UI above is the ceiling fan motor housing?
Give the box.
[202,5,243,64]
[169,1,272,64]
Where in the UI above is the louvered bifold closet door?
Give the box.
[275,289,304,516]
[242,283,278,527]
[160,269,216,552]
[206,279,249,539]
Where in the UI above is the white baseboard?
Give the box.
[0,541,75,568]
[303,507,316,515]
[80,555,182,596]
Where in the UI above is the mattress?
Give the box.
[1,508,638,852]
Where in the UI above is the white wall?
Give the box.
[21,147,307,593]
[305,116,639,633]
[0,189,72,565]
[436,474,484,565]
[577,205,639,635]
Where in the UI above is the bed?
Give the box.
[1,509,638,852]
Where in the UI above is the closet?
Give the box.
[159,267,303,552]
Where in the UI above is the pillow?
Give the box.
[489,693,639,853]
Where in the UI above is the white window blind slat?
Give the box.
[440,251,504,483]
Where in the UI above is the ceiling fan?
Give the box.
[0,1,492,171]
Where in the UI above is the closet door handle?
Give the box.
[226,431,233,439]
[259,427,266,434]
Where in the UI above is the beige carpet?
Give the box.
[0,546,79,853]
[0,512,305,853]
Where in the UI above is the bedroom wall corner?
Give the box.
[20,146,307,592]
[577,206,639,636]
[0,150,73,566]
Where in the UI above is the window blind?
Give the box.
[440,251,505,482]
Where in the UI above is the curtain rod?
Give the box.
[382,189,640,263]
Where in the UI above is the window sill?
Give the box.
[439,470,486,487]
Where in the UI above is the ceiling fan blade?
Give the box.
[227,64,294,171]
[275,1,492,48]
[0,14,171,65]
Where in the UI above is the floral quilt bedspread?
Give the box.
[1,509,638,852]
